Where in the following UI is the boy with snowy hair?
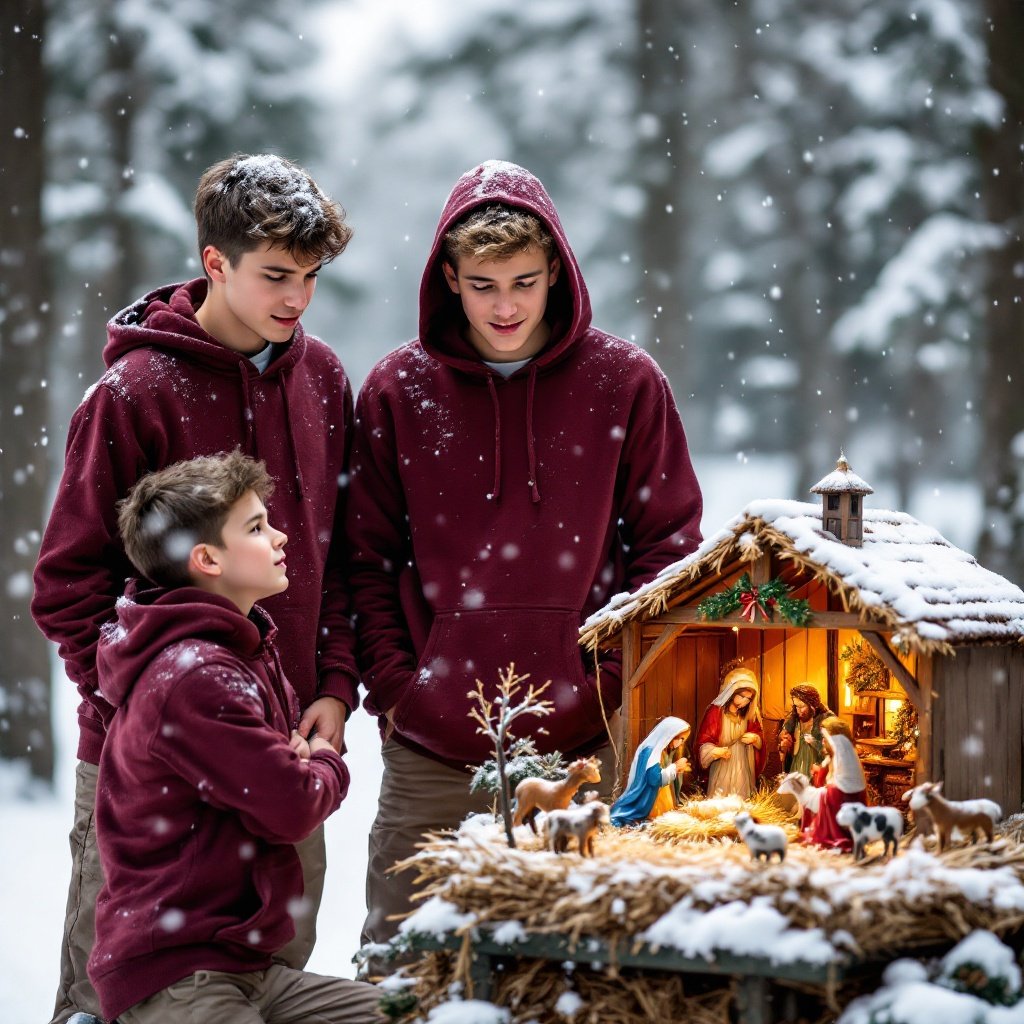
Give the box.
[33,153,358,1024]
[87,452,382,1024]
[347,160,704,953]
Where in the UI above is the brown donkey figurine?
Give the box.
[513,757,601,833]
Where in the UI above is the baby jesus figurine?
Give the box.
[610,717,690,826]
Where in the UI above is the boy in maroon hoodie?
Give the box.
[87,452,382,1024]
[348,161,703,951]
[32,154,357,1023]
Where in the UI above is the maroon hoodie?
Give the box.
[32,280,358,764]
[87,582,348,1022]
[347,161,703,768]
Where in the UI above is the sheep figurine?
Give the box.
[545,795,610,857]
[733,811,787,863]
[906,781,1001,853]
[835,802,904,861]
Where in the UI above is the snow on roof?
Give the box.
[580,498,1024,654]
[810,454,874,494]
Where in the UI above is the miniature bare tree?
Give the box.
[467,664,554,848]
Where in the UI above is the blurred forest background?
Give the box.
[2,0,1023,784]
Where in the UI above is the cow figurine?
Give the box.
[835,802,904,861]
[733,811,787,863]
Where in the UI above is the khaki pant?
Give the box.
[51,761,327,1024]
[361,740,615,951]
[119,965,383,1024]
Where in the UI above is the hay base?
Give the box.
[391,816,1024,1023]
[408,950,736,1024]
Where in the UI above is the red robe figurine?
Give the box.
[800,717,867,852]
[696,666,767,799]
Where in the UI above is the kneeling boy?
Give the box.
[87,451,381,1024]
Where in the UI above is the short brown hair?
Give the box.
[117,451,274,588]
[194,154,352,269]
[443,204,556,266]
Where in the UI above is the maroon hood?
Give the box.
[418,160,591,377]
[104,278,307,378]
[97,580,275,710]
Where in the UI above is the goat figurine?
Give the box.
[545,795,610,857]
[906,781,1001,853]
[513,757,601,833]
[835,802,904,861]
[733,811,787,863]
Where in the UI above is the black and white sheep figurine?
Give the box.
[733,811,787,863]
[834,802,904,861]
[906,781,1001,852]
[545,795,610,857]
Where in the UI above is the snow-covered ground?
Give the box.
[0,454,984,1021]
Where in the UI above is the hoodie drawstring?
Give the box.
[237,363,257,458]
[486,375,502,502]
[277,372,305,501]
[526,364,541,503]
[486,368,541,504]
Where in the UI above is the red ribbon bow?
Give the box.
[740,587,775,622]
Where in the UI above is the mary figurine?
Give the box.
[609,716,691,827]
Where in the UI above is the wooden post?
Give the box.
[619,622,643,790]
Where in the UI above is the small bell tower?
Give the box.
[810,452,873,547]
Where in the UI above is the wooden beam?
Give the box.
[860,632,924,711]
[633,623,683,686]
[651,607,889,630]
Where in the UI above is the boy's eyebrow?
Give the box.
[463,269,544,282]
[260,262,323,275]
[243,512,265,527]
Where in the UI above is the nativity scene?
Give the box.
[382,455,1024,1023]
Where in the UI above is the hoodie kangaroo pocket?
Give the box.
[394,607,604,763]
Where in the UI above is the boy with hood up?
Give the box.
[87,451,382,1024]
[347,160,703,951]
[32,154,357,1024]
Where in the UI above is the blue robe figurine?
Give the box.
[610,716,691,827]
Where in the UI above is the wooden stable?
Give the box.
[581,479,1024,814]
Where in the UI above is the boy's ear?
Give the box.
[202,246,229,284]
[548,255,561,286]
[189,542,223,580]
[441,261,460,294]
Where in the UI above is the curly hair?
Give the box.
[195,153,352,268]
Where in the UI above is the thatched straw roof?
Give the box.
[579,499,1024,655]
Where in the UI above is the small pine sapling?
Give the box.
[470,735,565,798]
[467,664,554,848]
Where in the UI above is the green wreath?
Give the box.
[697,572,812,627]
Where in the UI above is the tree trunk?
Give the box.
[976,0,1024,586]
[0,3,56,783]
[632,0,693,406]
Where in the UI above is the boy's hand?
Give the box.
[309,736,335,756]
[298,696,346,752]
[290,730,311,761]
